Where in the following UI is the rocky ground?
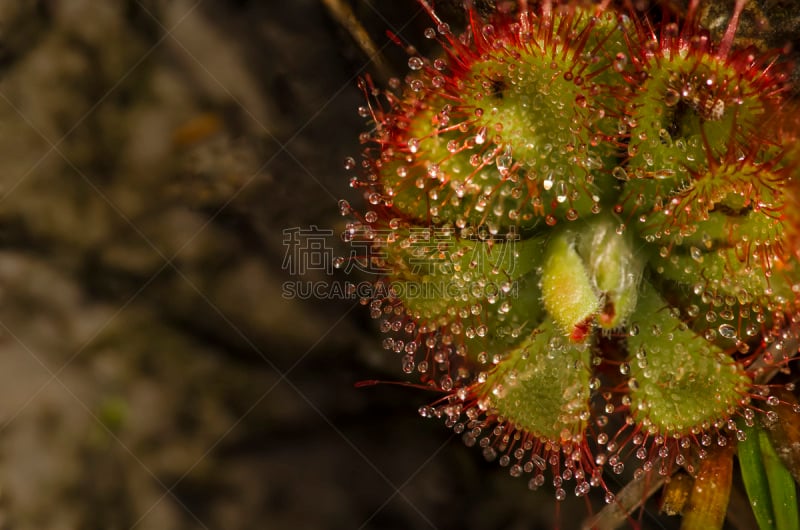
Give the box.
[0,1,794,529]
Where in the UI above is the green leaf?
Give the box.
[759,429,800,530]
[540,229,599,337]
[739,421,778,530]
[738,421,800,530]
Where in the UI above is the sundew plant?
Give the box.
[338,0,800,528]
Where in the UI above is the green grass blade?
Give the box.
[759,429,800,530]
[739,422,777,530]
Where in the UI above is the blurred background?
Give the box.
[0,1,795,529]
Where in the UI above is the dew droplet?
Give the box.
[408,57,424,71]
[612,166,628,181]
[555,181,568,203]
[496,146,513,173]
[475,126,488,145]
[528,475,543,490]
[612,53,627,72]
[664,88,680,107]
